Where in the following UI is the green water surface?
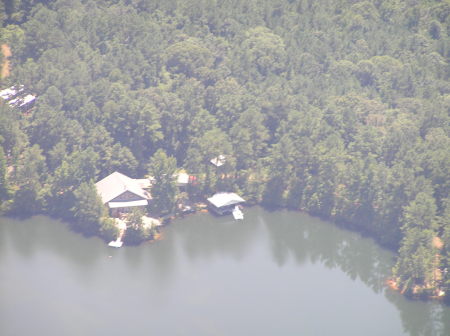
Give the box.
[1,207,448,335]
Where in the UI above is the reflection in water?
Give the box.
[170,207,449,335]
[123,229,179,290]
[3,216,109,266]
[261,209,392,294]
[260,209,450,336]
[173,211,261,263]
[386,289,450,336]
[1,208,449,336]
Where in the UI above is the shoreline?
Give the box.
[161,203,449,303]
[0,201,447,303]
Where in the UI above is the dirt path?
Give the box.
[1,44,12,78]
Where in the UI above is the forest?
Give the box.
[0,0,449,299]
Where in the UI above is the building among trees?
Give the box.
[210,155,226,167]
[95,171,151,217]
[1,0,448,297]
[0,85,36,111]
[207,192,245,215]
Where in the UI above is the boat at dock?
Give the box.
[108,239,123,248]
[232,206,244,220]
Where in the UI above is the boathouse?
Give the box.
[207,192,245,215]
[95,171,152,216]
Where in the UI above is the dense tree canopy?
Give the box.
[148,149,178,216]
[0,0,449,297]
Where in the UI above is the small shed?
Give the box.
[210,155,226,167]
[207,192,245,215]
[176,172,189,186]
[175,171,191,192]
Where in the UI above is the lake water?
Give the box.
[1,207,449,335]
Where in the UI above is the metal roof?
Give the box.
[210,155,226,167]
[95,171,151,204]
[0,86,23,100]
[0,88,17,100]
[207,192,245,208]
[19,94,36,106]
[176,172,189,185]
[135,178,151,189]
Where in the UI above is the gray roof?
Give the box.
[207,192,245,208]
[95,171,151,204]
[210,155,226,167]
[19,94,36,107]
[0,85,23,101]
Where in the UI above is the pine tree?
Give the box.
[70,181,107,235]
[0,146,7,201]
[148,149,178,216]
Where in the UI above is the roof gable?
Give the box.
[95,171,150,204]
[110,190,147,202]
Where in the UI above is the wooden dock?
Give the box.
[108,218,127,248]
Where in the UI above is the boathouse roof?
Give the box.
[207,192,245,208]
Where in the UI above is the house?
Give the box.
[0,85,36,111]
[207,192,245,215]
[95,171,152,216]
[18,94,36,110]
[0,85,24,101]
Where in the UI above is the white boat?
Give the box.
[232,206,244,220]
[108,239,123,248]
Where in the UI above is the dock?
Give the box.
[232,206,244,220]
[108,218,127,248]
